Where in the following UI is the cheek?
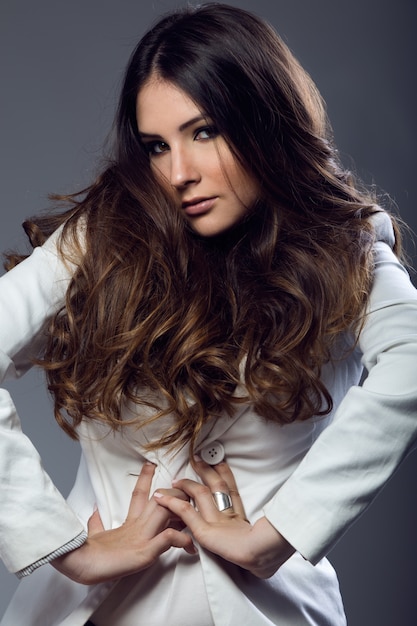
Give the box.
[226,162,259,207]
[243,179,259,207]
[150,161,170,188]
[217,147,255,196]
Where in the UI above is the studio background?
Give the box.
[1,1,416,624]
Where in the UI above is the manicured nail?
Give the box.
[154,491,163,499]
[193,454,203,462]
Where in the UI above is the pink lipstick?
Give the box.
[182,197,216,216]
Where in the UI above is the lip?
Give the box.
[181,196,217,216]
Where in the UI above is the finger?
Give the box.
[136,488,190,539]
[169,479,228,522]
[182,458,247,519]
[87,508,105,536]
[154,491,208,529]
[192,457,231,495]
[212,461,247,519]
[153,492,253,566]
[147,526,198,557]
[126,461,156,519]
[212,460,239,491]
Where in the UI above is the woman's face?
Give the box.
[136,78,259,237]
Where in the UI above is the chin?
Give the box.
[189,220,250,249]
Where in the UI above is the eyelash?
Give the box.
[143,141,168,156]
[195,125,219,141]
[143,125,219,157]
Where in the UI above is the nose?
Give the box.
[169,146,200,189]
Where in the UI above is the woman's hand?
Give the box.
[154,457,295,579]
[52,461,196,584]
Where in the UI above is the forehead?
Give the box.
[136,79,202,131]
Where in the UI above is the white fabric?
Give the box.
[0,213,416,625]
[265,218,417,562]
[89,549,214,626]
[0,228,85,574]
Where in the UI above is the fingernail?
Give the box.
[154,491,163,499]
[193,454,203,463]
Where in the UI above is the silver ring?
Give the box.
[212,491,233,511]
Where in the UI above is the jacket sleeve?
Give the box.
[263,212,417,564]
[0,229,86,574]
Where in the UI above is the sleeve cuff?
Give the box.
[15,530,88,578]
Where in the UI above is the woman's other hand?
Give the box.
[52,461,196,584]
[154,457,295,578]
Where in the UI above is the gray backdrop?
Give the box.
[1,1,416,624]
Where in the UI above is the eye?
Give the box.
[194,125,219,141]
[142,140,169,156]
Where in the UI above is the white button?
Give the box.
[200,441,225,465]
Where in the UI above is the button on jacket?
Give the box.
[1,213,417,625]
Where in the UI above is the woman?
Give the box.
[1,3,416,625]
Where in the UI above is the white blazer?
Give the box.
[1,213,417,625]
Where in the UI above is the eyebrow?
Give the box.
[138,115,207,139]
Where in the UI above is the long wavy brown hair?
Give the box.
[6,4,401,453]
